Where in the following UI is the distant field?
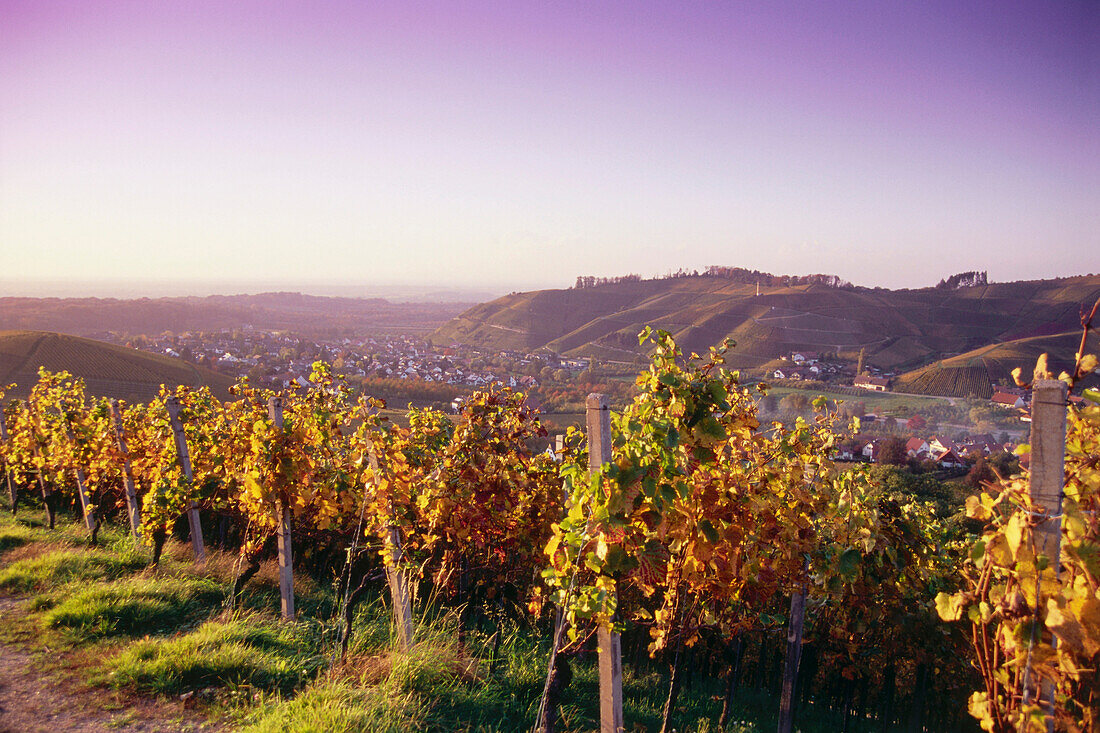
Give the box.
[0,330,234,404]
[538,411,586,432]
[761,385,955,414]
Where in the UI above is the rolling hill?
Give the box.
[431,273,1100,375]
[0,331,235,404]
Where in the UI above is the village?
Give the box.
[97,330,1044,480]
[100,328,594,407]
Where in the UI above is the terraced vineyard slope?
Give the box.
[0,331,234,403]
[894,330,1100,398]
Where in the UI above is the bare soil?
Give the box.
[0,597,224,733]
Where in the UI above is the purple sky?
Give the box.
[1,0,1097,295]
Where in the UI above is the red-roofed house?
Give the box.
[936,449,966,469]
[991,391,1025,408]
[929,436,959,459]
[906,437,930,457]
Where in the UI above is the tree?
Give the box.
[963,455,995,489]
[779,393,809,416]
[246,365,267,385]
[876,436,907,466]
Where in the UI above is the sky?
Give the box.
[1,0,1097,297]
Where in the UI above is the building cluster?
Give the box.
[838,431,1018,468]
[771,351,855,382]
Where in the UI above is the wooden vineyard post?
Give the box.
[777,574,808,733]
[63,419,97,532]
[367,442,414,651]
[1021,379,1068,724]
[109,400,142,537]
[587,393,623,733]
[0,403,16,514]
[267,397,296,621]
[165,396,205,563]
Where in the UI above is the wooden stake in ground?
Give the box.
[777,578,808,733]
[63,419,97,532]
[108,400,141,537]
[366,442,414,650]
[267,396,296,621]
[0,403,16,514]
[587,393,623,733]
[1020,379,1068,724]
[165,396,205,563]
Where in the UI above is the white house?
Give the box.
[854,375,890,392]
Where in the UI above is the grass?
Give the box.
[0,520,35,553]
[241,679,425,732]
[0,546,147,593]
[105,614,322,695]
[40,575,225,639]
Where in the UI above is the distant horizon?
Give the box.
[3,265,1098,302]
[0,277,506,302]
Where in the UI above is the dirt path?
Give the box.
[0,598,224,732]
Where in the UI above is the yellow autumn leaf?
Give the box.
[966,495,992,521]
[935,591,965,621]
[1005,513,1025,560]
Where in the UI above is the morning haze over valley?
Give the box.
[0,2,1097,732]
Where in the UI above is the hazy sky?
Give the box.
[1,1,1097,296]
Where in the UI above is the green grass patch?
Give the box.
[242,679,424,733]
[41,575,225,639]
[105,615,322,695]
[0,547,146,593]
[0,523,35,554]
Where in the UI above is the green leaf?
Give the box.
[659,373,680,387]
[692,416,725,444]
[837,547,861,581]
[699,519,719,544]
[602,544,637,575]
[1084,388,1100,405]
[658,484,676,506]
